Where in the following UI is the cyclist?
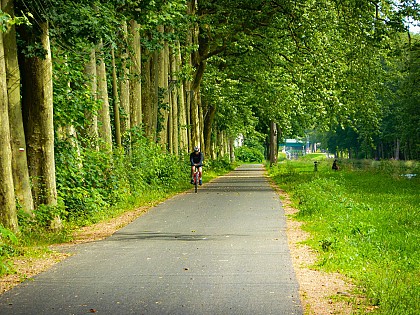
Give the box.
[190,146,204,185]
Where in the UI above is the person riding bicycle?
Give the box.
[190,146,204,185]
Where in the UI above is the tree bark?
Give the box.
[217,131,225,158]
[2,0,34,215]
[151,50,159,142]
[169,41,179,155]
[96,39,113,151]
[142,52,153,140]
[21,22,58,211]
[129,20,142,130]
[157,25,169,148]
[269,121,278,165]
[0,20,18,231]
[190,88,200,149]
[119,21,130,143]
[176,42,188,154]
[395,138,400,160]
[229,137,235,163]
[83,47,99,148]
[111,46,122,148]
[199,92,205,153]
[203,102,216,158]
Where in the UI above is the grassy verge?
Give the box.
[269,156,419,315]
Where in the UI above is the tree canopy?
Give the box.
[0,0,419,231]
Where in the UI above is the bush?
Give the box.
[0,226,19,275]
[278,152,287,161]
[206,156,233,172]
[54,131,192,226]
[235,146,264,162]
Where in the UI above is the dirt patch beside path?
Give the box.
[278,188,360,314]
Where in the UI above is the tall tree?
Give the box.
[96,39,113,151]
[20,21,58,210]
[111,46,122,148]
[129,20,142,130]
[142,49,153,139]
[0,9,18,231]
[157,25,170,147]
[2,0,34,215]
[176,40,189,154]
[119,21,130,144]
[83,47,99,146]
[169,39,179,155]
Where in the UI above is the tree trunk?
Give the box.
[185,84,192,150]
[203,102,216,158]
[83,47,99,148]
[119,21,130,144]
[190,88,200,149]
[224,131,229,158]
[199,92,205,153]
[151,50,159,142]
[210,140,216,160]
[111,47,122,148]
[96,39,113,151]
[269,121,278,165]
[217,132,224,158]
[169,96,174,154]
[129,20,142,130]
[157,25,169,148]
[395,138,400,160]
[142,52,153,140]
[0,21,18,231]
[229,138,235,163]
[21,22,58,211]
[176,41,188,154]
[2,0,33,215]
[169,41,179,156]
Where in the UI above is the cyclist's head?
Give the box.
[194,146,200,152]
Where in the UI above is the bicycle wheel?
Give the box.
[194,172,198,193]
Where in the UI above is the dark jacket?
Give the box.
[190,152,204,165]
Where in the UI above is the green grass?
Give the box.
[269,158,420,315]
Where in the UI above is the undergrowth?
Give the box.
[269,156,419,315]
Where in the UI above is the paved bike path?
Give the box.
[0,164,302,315]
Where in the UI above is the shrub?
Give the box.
[54,131,192,226]
[0,226,19,275]
[235,146,264,162]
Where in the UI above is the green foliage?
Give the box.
[0,9,31,32]
[16,201,70,246]
[54,131,191,226]
[277,152,287,162]
[235,146,264,163]
[0,226,19,276]
[206,156,235,173]
[318,34,420,160]
[0,9,12,32]
[269,159,420,314]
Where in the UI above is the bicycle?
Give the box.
[192,165,202,193]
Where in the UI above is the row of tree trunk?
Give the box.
[0,0,235,231]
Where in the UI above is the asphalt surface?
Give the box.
[0,164,302,315]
